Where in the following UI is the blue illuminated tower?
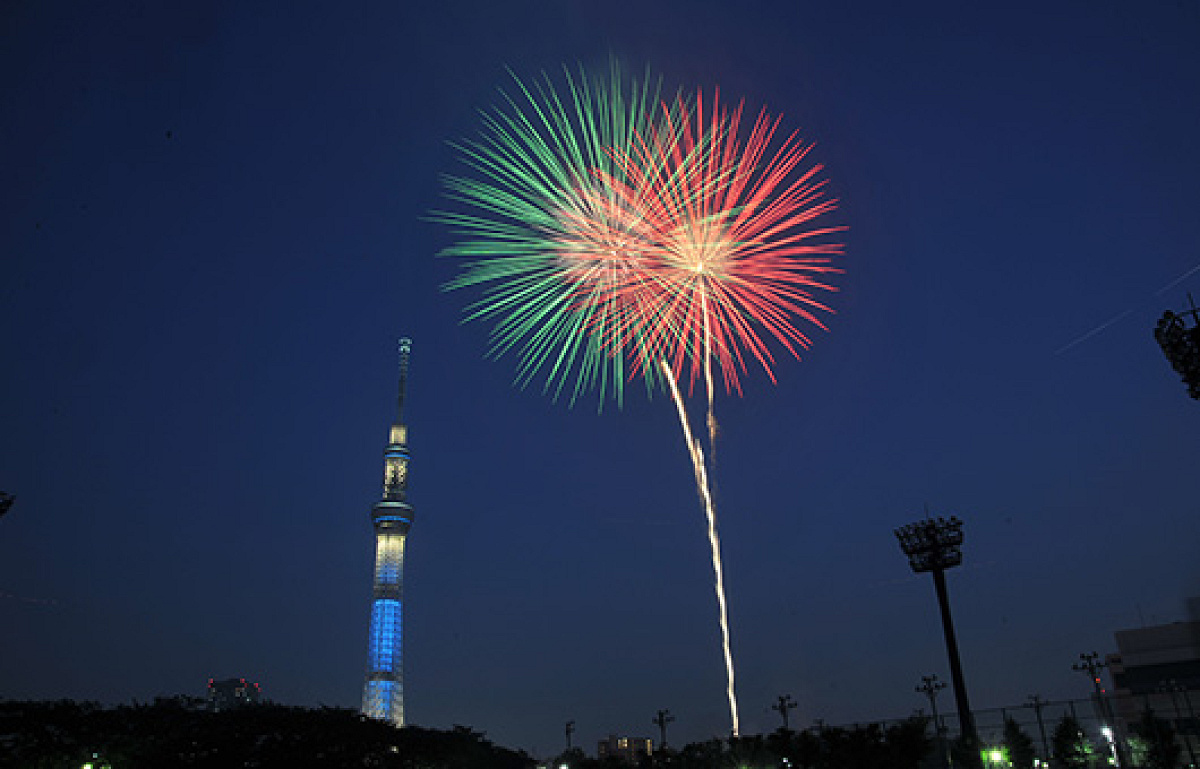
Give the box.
[362,338,414,725]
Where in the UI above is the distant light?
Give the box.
[988,748,1004,762]
[1101,726,1113,740]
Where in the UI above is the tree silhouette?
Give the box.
[1003,718,1036,769]
[1050,715,1091,769]
[1135,707,1181,769]
[885,717,932,769]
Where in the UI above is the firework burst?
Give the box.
[439,67,844,738]
[601,89,844,399]
[436,65,669,406]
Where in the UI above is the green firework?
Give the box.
[436,64,673,407]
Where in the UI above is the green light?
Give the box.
[437,64,672,408]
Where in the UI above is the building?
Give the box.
[361,339,415,726]
[1107,599,1200,763]
[207,678,261,711]
[597,735,653,764]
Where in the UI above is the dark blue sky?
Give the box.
[3,0,1199,756]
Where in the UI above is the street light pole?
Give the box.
[565,720,575,751]
[1154,294,1200,400]
[895,515,981,769]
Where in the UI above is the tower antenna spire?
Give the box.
[396,337,412,424]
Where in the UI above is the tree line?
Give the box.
[0,698,1186,768]
[0,698,531,769]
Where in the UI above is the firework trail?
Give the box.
[661,359,737,733]
[598,94,843,734]
[439,67,843,738]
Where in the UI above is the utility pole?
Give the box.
[1026,695,1051,762]
[772,695,797,731]
[917,674,948,768]
[1177,682,1199,761]
[565,720,575,751]
[1073,652,1127,767]
[917,675,947,734]
[652,709,674,749]
[895,514,981,769]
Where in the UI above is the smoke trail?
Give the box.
[662,360,740,736]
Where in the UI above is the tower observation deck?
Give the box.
[362,338,413,725]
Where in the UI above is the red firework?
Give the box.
[596,90,844,395]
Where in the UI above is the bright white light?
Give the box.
[1101,726,1113,740]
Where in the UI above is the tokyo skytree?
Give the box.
[362,338,414,725]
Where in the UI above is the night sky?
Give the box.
[3,0,1200,757]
